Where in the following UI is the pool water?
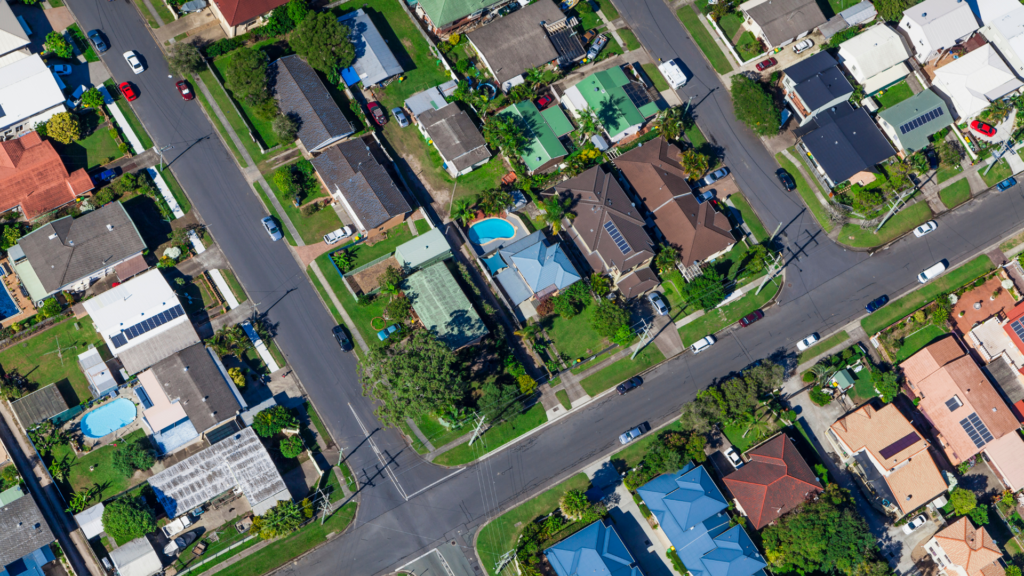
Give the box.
[81,398,137,438]
[0,284,19,320]
[468,218,515,244]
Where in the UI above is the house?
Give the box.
[148,427,290,517]
[83,269,201,375]
[0,131,94,221]
[931,44,1022,120]
[782,53,854,126]
[135,343,246,454]
[207,0,288,38]
[417,103,491,177]
[638,463,768,576]
[467,0,584,91]
[798,102,896,187]
[337,9,403,87]
[739,0,826,49]
[492,230,581,309]
[73,503,104,541]
[898,0,979,63]
[108,537,162,576]
[414,0,512,37]
[9,202,144,304]
[924,517,1006,576]
[395,227,452,271]
[0,0,30,67]
[722,434,822,529]
[877,89,953,154]
[270,55,354,153]
[0,55,66,138]
[837,25,911,94]
[498,100,574,174]
[404,82,459,120]
[615,137,735,266]
[819,2,878,41]
[560,67,661,142]
[978,3,1024,78]
[310,136,412,238]
[550,166,657,298]
[0,486,57,576]
[78,347,117,399]
[827,403,948,517]
[545,519,643,576]
[10,384,68,428]
[403,262,489,349]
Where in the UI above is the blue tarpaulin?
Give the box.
[341,67,361,86]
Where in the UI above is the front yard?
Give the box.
[264,163,343,246]
[578,346,665,396]
[836,201,933,248]
[940,179,971,209]
[52,110,121,172]
[677,6,732,74]
[432,404,547,466]
[677,277,781,347]
[0,317,105,406]
[545,303,609,361]
[777,150,833,234]
[982,158,1013,188]
[728,192,770,243]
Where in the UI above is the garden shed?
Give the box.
[395,228,451,271]
[11,384,69,428]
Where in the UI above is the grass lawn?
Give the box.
[399,420,429,454]
[678,278,781,347]
[618,28,641,51]
[109,89,157,151]
[433,404,547,466]
[729,192,770,242]
[982,158,1013,188]
[150,0,174,25]
[686,123,708,147]
[211,52,287,150]
[192,72,245,164]
[253,181,296,246]
[862,255,994,335]
[545,303,608,360]
[734,32,763,62]
[721,420,768,452]
[677,6,733,74]
[264,166,343,245]
[718,12,744,38]
[825,0,858,16]
[477,473,591,576]
[413,412,468,449]
[556,390,571,410]
[777,150,833,233]
[313,253,388,344]
[340,222,421,269]
[305,402,333,446]
[937,164,963,183]
[66,25,97,62]
[851,368,876,401]
[796,331,850,364]
[49,429,148,504]
[610,420,684,468]
[837,202,932,248]
[894,324,949,363]
[52,110,120,172]
[156,166,190,213]
[659,269,691,318]
[0,317,106,406]
[595,0,619,19]
[219,269,248,304]
[598,35,625,60]
[196,68,278,168]
[579,346,665,396]
[940,179,971,210]
[641,63,670,92]
[131,0,160,28]
[875,81,913,110]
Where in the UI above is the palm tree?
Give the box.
[679,149,709,179]
[810,363,834,387]
[655,247,679,274]
[479,189,513,216]
[514,322,541,343]
[451,197,476,226]
[540,195,572,233]
[332,249,355,273]
[656,108,684,141]
[575,107,600,144]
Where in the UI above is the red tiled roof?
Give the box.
[212,0,289,26]
[0,132,94,219]
[115,254,149,281]
[722,434,822,529]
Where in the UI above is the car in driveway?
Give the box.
[176,80,194,100]
[332,325,352,351]
[367,101,387,126]
[647,292,669,315]
[616,376,642,395]
[94,168,120,183]
[796,333,819,351]
[587,34,608,60]
[997,177,1017,191]
[123,51,144,74]
[865,295,889,313]
[724,447,743,468]
[738,310,764,327]
[691,335,716,354]
[699,167,730,188]
[49,64,72,76]
[323,226,353,245]
[536,94,554,109]
[793,39,814,53]
[119,81,137,102]
[776,168,796,191]
[87,30,108,53]
[261,216,283,241]
[618,422,651,444]
[755,57,777,71]
[392,107,409,127]
[913,221,937,237]
[901,515,927,534]
[971,120,996,137]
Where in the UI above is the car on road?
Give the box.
[392,107,409,127]
[971,120,996,137]
[691,335,716,354]
[658,60,688,88]
[377,324,399,341]
[123,51,144,74]
[367,101,387,127]
[724,447,743,468]
[323,226,353,245]
[738,310,764,327]
[997,177,1017,191]
[793,39,814,53]
[865,295,889,313]
[647,292,669,315]
[587,34,608,60]
[699,167,730,188]
[618,422,651,445]
[796,333,819,351]
[919,261,947,283]
[616,376,643,395]
[755,57,777,71]
[176,80,194,100]
[776,168,796,191]
[119,81,137,102]
[87,30,108,53]
[332,325,352,351]
[902,515,927,534]
[261,216,282,241]
[49,64,71,76]
[913,220,937,237]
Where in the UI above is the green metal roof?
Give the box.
[395,227,451,270]
[417,0,495,29]
[878,89,950,153]
[403,262,489,350]
[541,106,574,137]
[13,258,47,303]
[833,369,855,390]
[500,101,569,172]
[0,485,24,506]
[572,68,650,138]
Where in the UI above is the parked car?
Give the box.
[865,295,889,313]
[919,261,947,283]
[699,167,730,188]
[119,81,137,102]
[971,120,996,137]
[95,168,119,183]
[616,376,643,395]
[793,39,814,53]
[87,29,108,53]
[618,422,651,445]
[913,220,937,237]
[367,101,387,127]
[176,80,194,101]
[925,148,939,169]
[392,107,409,127]
[776,168,796,191]
[902,515,927,534]
[377,324,399,341]
[123,50,144,74]
[582,28,599,44]
[658,60,688,88]
[536,94,554,109]
[49,64,72,76]
[587,34,608,60]
[647,292,669,315]
[323,226,353,245]
[691,335,716,354]
[724,447,743,468]
[332,325,352,351]
[738,310,764,327]
[755,57,777,71]
[796,333,819,351]
[261,216,283,241]
[997,177,1017,191]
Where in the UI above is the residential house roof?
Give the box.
[148,344,243,433]
[878,89,951,152]
[499,100,570,172]
[270,55,354,151]
[901,0,979,53]
[0,55,66,134]
[785,52,854,111]
[901,336,1019,464]
[403,262,488,349]
[0,131,94,221]
[570,67,659,139]
[496,230,580,303]
[840,1,877,26]
[615,266,660,299]
[404,85,450,119]
[210,0,287,26]
[16,202,143,296]
[932,44,1022,119]
[799,102,896,184]
[418,104,492,172]
[337,9,403,87]
[395,227,451,270]
[115,254,149,281]
[723,434,821,529]
[740,0,827,45]
[977,7,1024,78]
[73,502,104,540]
[553,165,654,274]
[311,137,410,231]
[973,0,1021,24]
[0,486,54,568]
[11,384,68,427]
[79,347,117,398]
[417,0,502,29]
[466,0,565,87]
[983,431,1024,491]
[615,138,735,265]
[108,537,162,576]
[545,519,643,576]
[0,0,29,57]
[934,518,1003,576]
[837,24,910,83]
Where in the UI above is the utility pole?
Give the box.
[755,223,785,296]
[157,144,174,171]
[631,318,652,360]
[874,186,915,232]
[682,95,694,121]
[983,139,1015,176]
[494,549,517,575]
[468,414,487,446]
[318,488,333,525]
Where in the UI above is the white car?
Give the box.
[902,514,927,534]
[796,333,819,351]
[724,447,743,468]
[261,216,282,241]
[691,335,716,354]
[123,51,144,74]
[323,226,353,245]
[647,292,669,316]
[919,261,947,283]
[913,221,937,237]
[658,60,688,89]
[392,107,410,128]
[793,39,814,53]
[49,64,72,76]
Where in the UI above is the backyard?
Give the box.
[940,179,971,209]
[777,150,833,233]
[47,429,149,504]
[874,81,913,110]
[0,317,106,406]
[52,110,121,172]
[837,201,933,248]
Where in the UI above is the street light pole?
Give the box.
[158,145,174,171]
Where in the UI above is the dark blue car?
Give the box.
[997,177,1017,191]
[866,295,889,313]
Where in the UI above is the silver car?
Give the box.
[793,39,814,53]
[392,107,409,128]
[647,292,669,315]
[587,34,608,60]
[618,422,651,444]
[261,216,283,241]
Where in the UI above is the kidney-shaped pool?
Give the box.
[81,398,138,438]
[468,218,516,245]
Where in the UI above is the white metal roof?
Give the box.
[933,44,1023,118]
[838,25,910,82]
[0,54,65,132]
[74,502,104,540]
[863,62,911,93]
[981,7,1024,76]
[109,537,161,576]
[0,0,28,56]
[902,0,979,50]
[973,0,1021,25]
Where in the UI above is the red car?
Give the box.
[119,81,137,102]
[971,120,996,137]
[738,309,764,327]
[367,101,387,127]
[176,80,194,101]
[755,57,778,72]
[536,94,554,109]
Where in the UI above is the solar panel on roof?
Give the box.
[899,107,944,136]
[111,334,128,348]
[878,431,920,460]
[603,221,632,255]
[1011,318,1024,342]
[960,412,994,448]
[946,396,963,412]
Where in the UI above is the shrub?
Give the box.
[112,440,155,477]
[102,496,156,545]
[518,374,537,395]
[802,371,816,383]
[949,487,977,515]
[272,114,298,141]
[205,37,242,57]
[809,386,832,406]
[279,435,304,458]
[253,405,298,437]
[559,489,590,520]
[118,143,130,155]
[228,367,246,387]
[968,504,989,525]
[45,31,73,59]
[299,202,320,216]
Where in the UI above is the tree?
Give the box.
[479,380,520,422]
[280,435,304,458]
[574,107,600,143]
[384,294,412,322]
[228,367,246,387]
[683,269,726,311]
[590,274,611,297]
[874,0,912,21]
[167,41,205,76]
[450,197,476,226]
[67,485,99,513]
[206,324,250,356]
[936,139,963,167]
[112,440,155,477]
[102,496,156,545]
[253,405,299,437]
[655,247,679,274]
[679,149,709,178]
[968,504,990,525]
[46,112,81,144]
[685,433,708,463]
[272,114,299,141]
[478,189,513,216]
[225,47,269,105]
[720,377,761,419]
[45,31,73,58]
[289,13,355,74]
[81,88,104,110]
[27,422,67,456]
[949,487,977,516]
[49,456,70,483]
[560,489,590,521]
[871,371,899,403]
[731,75,780,136]
[253,501,303,539]
[287,0,311,24]
[680,389,726,433]
[656,108,684,141]
[378,265,404,299]
[37,297,61,319]
[591,300,630,340]
[540,195,572,233]
[1005,567,1022,576]
[482,115,528,157]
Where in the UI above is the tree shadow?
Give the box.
[122,196,172,252]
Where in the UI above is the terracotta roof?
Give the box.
[723,434,822,529]
[615,137,734,265]
[883,450,949,514]
[211,0,288,26]
[831,404,928,470]
[935,518,1003,576]
[0,132,94,219]
[115,254,149,281]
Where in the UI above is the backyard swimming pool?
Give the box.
[81,398,137,438]
[468,218,516,245]
[0,284,19,320]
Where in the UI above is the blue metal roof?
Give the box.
[508,237,580,294]
[545,520,643,576]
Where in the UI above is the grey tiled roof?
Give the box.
[17,202,144,294]
[150,344,241,433]
[418,104,491,171]
[466,0,564,86]
[118,320,202,375]
[0,487,54,567]
[271,55,354,151]
[310,138,411,230]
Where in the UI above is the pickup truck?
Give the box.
[323,226,353,245]
[162,515,192,539]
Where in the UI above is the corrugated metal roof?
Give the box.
[500,101,567,172]
[403,262,488,349]
[11,384,69,426]
[395,227,451,269]
[338,9,403,86]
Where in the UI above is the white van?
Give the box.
[658,60,688,89]
[918,261,947,283]
[691,335,716,354]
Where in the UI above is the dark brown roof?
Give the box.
[149,344,241,433]
[723,434,822,529]
[418,104,491,171]
[616,266,660,299]
[310,137,411,231]
[115,254,149,281]
[271,56,353,152]
[0,131,94,219]
[615,138,735,265]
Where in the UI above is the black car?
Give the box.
[332,325,352,351]
[866,295,889,313]
[776,169,796,191]
[616,376,643,395]
[738,309,764,327]
[87,29,109,53]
